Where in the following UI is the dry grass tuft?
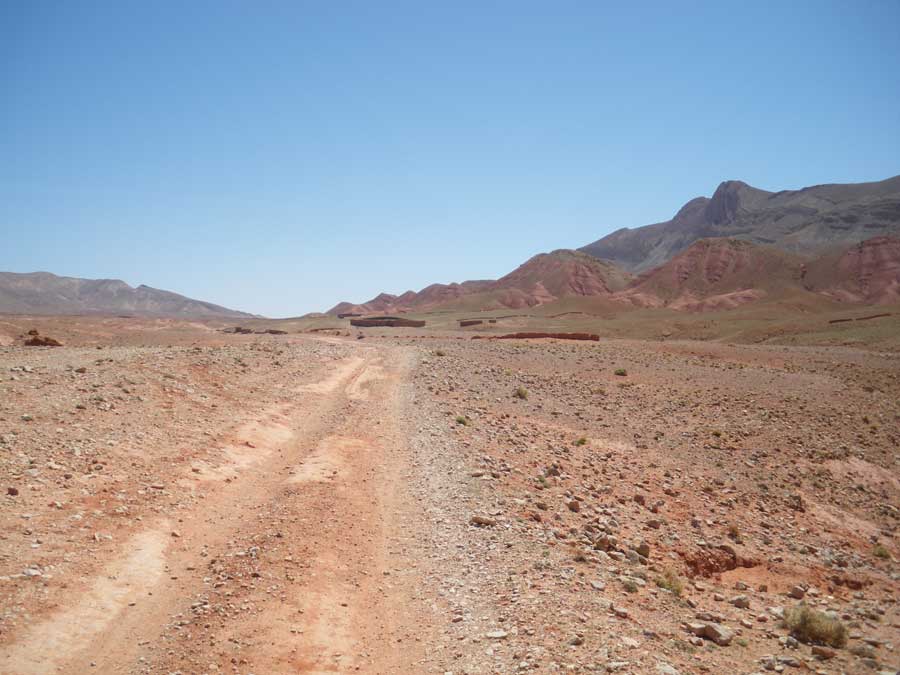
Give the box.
[783,605,847,648]
[655,568,684,596]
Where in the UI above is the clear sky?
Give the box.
[3,1,899,317]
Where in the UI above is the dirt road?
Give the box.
[3,329,898,675]
[2,340,431,674]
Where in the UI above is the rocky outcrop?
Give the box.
[23,330,62,347]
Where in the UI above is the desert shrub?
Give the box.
[575,437,587,446]
[783,605,847,648]
[513,386,528,400]
[655,569,684,596]
[623,579,639,593]
[614,368,627,376]
[455,415,469,426]
[872,543,890,559]
[435,349,446,356]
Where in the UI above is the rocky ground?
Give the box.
[0,319,897,674]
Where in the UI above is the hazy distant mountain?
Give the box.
[580,175,900,272]
[0,271,255,318]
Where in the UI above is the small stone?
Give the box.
[469,515,497,527]
[688,621,733,646]
[7,487,18,496]
[811,646,835,660]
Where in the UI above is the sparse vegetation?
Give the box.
[435,349,446,357]
[513,386,528,400]
[873,543,890,559]
[783,605,847,648]
[654,569,683,596]
[614,368,627,376]
[575,436,587,446]
[623,579,639,593]
[727,523,743,543]
[455,415,470,426]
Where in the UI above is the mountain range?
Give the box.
[3,175,899,319]
[329,175,900,315]
[0,272,253,318]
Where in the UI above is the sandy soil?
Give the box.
[0,319,897,674]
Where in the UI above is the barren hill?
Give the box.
[327,249,632,314]
[581,175,900,272]
[805,235,900,304]
[0,271,254,318]
[615,238,808,311]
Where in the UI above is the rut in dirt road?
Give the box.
[2,344,431,675]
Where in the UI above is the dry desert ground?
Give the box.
[0,316,897,675]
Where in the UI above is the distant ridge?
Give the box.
[327,249,632,315]
[580,175,900,272]
[328,175,900,317]
[0,271,256,318]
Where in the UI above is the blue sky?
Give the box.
[3,1,899,317]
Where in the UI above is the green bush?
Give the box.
[873,543,890,559]
[513,386,528,400]
[614,368,627,376]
